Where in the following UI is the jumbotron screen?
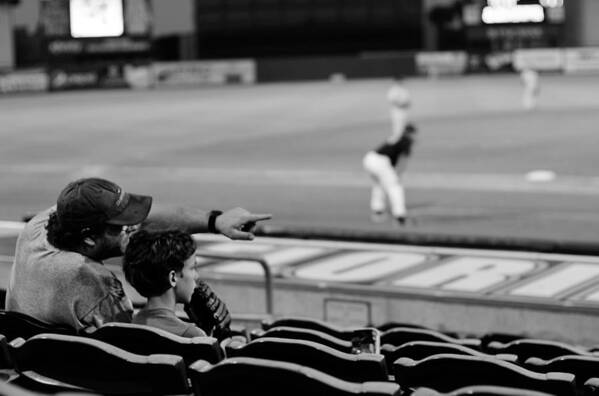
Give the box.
[69,0,124,38]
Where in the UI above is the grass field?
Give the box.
[2,73,599,248]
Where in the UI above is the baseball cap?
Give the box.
[56,178,152,228]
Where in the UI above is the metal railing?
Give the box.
[195,250,273,315]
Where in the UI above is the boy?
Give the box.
[124,229,219,338]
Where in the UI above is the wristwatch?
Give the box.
[208,210,223,234]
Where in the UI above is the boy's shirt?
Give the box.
[132,307,206,338]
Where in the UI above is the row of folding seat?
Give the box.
[263,317,599,366]
[259,317,599,396]
[0,312,400,395]
[1,333,400,395]
[2,311,599,395]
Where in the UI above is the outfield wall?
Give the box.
[3,45,599,94]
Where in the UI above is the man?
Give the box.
[363,77,417,225]
[6,177,271,334]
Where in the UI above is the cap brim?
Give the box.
[106,193,152,226]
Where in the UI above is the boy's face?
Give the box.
[174,254,199,304]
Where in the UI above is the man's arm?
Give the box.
[141,204,271,241]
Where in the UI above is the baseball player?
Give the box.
[521,68,540,110]
[363,78,417,226]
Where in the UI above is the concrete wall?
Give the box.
[150,0,194,36]
[564,0,599,47]
[576,0,599,46]
[0,5,14,69]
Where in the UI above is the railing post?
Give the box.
[195,250,273,315]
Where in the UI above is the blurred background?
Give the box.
[2,0,599,361]
[1,0,599,247]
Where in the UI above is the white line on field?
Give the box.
[2,164,599,195]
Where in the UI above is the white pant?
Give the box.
[362,151,406,217]
[522,88,538,110]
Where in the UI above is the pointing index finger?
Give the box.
[246,213,272,222]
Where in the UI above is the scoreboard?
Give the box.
[39,0,152,89]
[69,0,126,38]
[462,0,565,51]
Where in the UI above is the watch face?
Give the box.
[70,0,124,38]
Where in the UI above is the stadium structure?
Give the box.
[1,0,599,395]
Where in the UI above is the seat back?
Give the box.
[262,317,380,353]
[189,357,401,396]
[0,379,87,396]
[583,377,599,396]
[381,341,517,366]
[251,327,355,353]
[480,333,526,349]
[377,322,459,339]
[0,311,76,341]
[381,327,481,350]
[225,336,388,382]
[411,385,557,396]
[10,333,190,395]
[485,339,593,363]
[0,334,14,369]
[89,322,224,365]
[393,353,576,396]
[525,355,599,384]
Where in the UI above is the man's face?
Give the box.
[95,224,128,260]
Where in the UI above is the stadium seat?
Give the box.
[188,357,402,396]
[250,327,355,354]
[381,341,517,367]
[380,327,481,350]
[262,317,380,353]
[525,355,599,385]
[410,385,557,396]
[0,311,76,341]
[224,336,389,382]
[392,353,576,395]
[0,334,14,370]
[0,379,104,396]
[88,322,225,365]
[485,339,594,363]
[9,333,190,395]
[583,377,599,396]
[377,322,459,338]
[480,333,526,349]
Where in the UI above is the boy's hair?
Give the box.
[123,230,196,298]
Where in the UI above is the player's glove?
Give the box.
[184,280,232,340]
[404,123,417,135]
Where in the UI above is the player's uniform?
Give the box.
[363,82,416,224]
[521,69,539,110]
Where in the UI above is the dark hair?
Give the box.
[123,230,196,298]
[46,211,108,251]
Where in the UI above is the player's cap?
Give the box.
[57,178,152,228]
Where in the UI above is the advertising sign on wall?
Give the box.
[154,60,256,86]
[563,47,599,74]
[415,52,468,76]
[0,70,49,94]
[513,48,564,71]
